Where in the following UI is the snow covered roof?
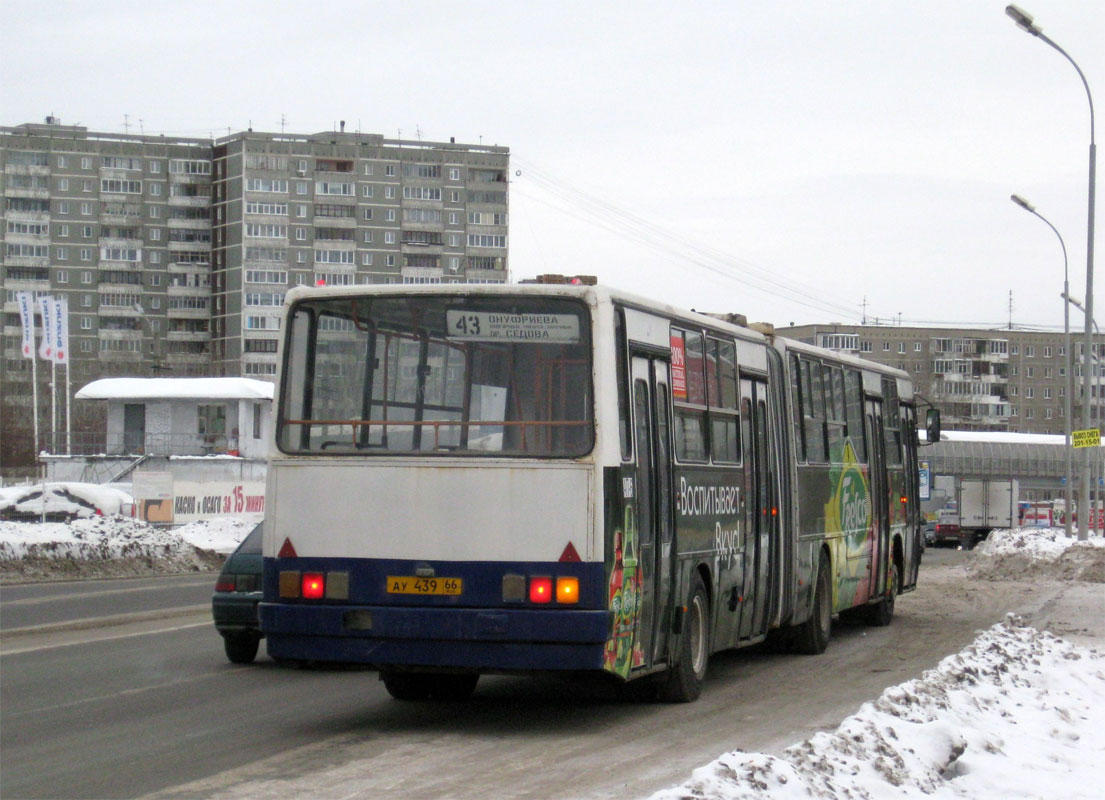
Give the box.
[920,429,1104,446]
[76,377,275,401]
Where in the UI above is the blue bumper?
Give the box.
[260,602,612,671]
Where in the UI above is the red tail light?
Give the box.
[302,573,325,599]
[529,576,553,604]
[215,578,235,592]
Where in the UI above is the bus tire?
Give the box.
[223,632,260,664]
[793,556,831,655]
[381,671,434,701]
[865,560,899,627]
[659,574,709,703]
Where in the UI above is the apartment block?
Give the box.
[780,323,1105,434]
[1,117,509,465]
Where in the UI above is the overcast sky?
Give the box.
[2,0,1101,330]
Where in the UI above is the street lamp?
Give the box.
[1062,293,1100,332]
[1006,5,1097,541]
[1010,194,1073,538]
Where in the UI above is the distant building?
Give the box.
[1,117,510,468]
[44,377,273,487]
[777,323,1105,434]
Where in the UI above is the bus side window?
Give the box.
[802,358,827,463]
[672,328,708,462]
[844,369,866,462]
[615,309,632,461]
[790,353,805,462]
[825,364,846,460]
[707,337,740,464]
[882,378,903,466]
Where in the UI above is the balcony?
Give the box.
[3,187,50,200]
[3,210,50,223]
[167,194,211,207]
[167,284,211,297]
[166,330,210,342]
[4,165,50,177]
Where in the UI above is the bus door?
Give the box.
[738,377,778,639]
[630,354,675,669]
[865,399,890,599]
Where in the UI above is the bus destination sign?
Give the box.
[446,310,579,343]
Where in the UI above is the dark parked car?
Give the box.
[212,523,264,663]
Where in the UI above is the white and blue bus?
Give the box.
[260,282,932,701]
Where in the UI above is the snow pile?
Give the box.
[968,527,1105,583]
[0,514,259,582]
[651,616,1105,800]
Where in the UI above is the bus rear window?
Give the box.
[278,295,593,457]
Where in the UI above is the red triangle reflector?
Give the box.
[278,538,298,558]
[559,542,581,562]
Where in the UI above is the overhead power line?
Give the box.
[512,158,882,322]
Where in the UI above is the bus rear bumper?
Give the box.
[260,603,612,671]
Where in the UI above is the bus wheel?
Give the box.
[794,556,831,655]
[659,574,709,703]
[865,561,899,627]
[429,674,479,701]
[381,671,434,701]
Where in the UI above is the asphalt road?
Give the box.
[1,548,1098,800]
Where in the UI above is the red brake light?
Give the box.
[215,578,235,592]
[529,577,553,604]
[302,573,325,599]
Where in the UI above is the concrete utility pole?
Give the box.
[1010,194,1073,539]
[1006,5,1097,539]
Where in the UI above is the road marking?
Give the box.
[0,576,215,606]
[1,614,212,656]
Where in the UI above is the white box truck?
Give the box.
[955,478,1019,548]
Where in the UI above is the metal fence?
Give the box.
[41,431,234,457]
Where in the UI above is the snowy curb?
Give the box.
[649,615,1105,800]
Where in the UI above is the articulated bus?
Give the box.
[260,283,933,702]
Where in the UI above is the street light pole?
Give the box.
[1006,5,1097,540]
[1010,194,1073,537]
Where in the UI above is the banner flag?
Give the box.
[38,295,56,361]
[53,295,70,364]
[17,291,35,359]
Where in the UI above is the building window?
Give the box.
[198,404,227,439]
[81,203,92,216]
[1026,346,1035,357]
[386,255,396,267]
[387,209,396,222]
[385,186,396,199]
[56,248,68,260]
[81,317,92,330]
[385,165,396,176]
[57,270,69,283]
[361,253,373,266]
[361,184,373,198]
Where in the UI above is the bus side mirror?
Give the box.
[925,408,941,444]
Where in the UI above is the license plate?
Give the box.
[386,576,463,595]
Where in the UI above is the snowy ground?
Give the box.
[0,521,1101,798]
[0,514,258,582]
[651,528,1105,800]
